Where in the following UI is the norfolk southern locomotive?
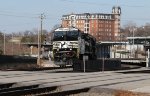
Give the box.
[51,27,96,67]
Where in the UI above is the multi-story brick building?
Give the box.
[61,6,121,41]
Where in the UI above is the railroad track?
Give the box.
[0,75,149,96]
[0,67,150,95]
[0,65,72,71]
[0,72,116,95]
[0,83,57,96]
[0,82,90,96]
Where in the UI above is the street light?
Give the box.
[143,26,149,44]
[143,26,148,59]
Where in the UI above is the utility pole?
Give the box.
[143,26,148,59]
[37,13,45,66]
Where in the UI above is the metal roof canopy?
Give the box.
[96,41,127,46]
[22,43,52,47]
[127,37,150,44]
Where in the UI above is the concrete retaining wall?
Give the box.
[73,58,121,72]
[0,55,38,70]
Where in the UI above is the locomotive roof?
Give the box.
[55,27,79,31]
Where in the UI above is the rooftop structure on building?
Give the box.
[61,6,121,42]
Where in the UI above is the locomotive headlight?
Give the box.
[70,48,72,50]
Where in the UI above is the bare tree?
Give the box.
[143,23,150,36]
[123,21,137,37]
[50,24,61,32]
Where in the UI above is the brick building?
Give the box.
[61,6,121,41]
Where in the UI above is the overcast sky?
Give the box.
[0,0,149,33]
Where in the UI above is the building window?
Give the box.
[92,24,94,28]
[87,24,89,27]
[109,33,111,36]
[92,15,94,18]
[91,20,94,23]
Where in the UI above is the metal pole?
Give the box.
[146,49,149,68]
[3,32,5,55]
[133,28,134,58]
[83,57,85,72]
[146,29,148,60]
[102,57,104,72]
[132,27,137,62]
[143,26,147,59]
[37,28,40,65]
[130,27,136,58]
[12,34,14,55]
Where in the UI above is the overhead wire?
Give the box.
[59,0,150,24]
[0,13,39,19]
[0,22,39,27]
[0,10,42,16]
[0,0,148,31]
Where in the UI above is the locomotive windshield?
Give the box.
[66,31,79,41]
[53,31,66,41]
[53,30,79,41]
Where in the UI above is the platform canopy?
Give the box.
[21,43,52,48]
[97,41,127,45]
[127,37,150,44]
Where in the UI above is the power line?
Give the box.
[0,12,61,21]
[0,22,39,27]
[122,18,150,21]
[0,10,41,16]
[0,13,39,19]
